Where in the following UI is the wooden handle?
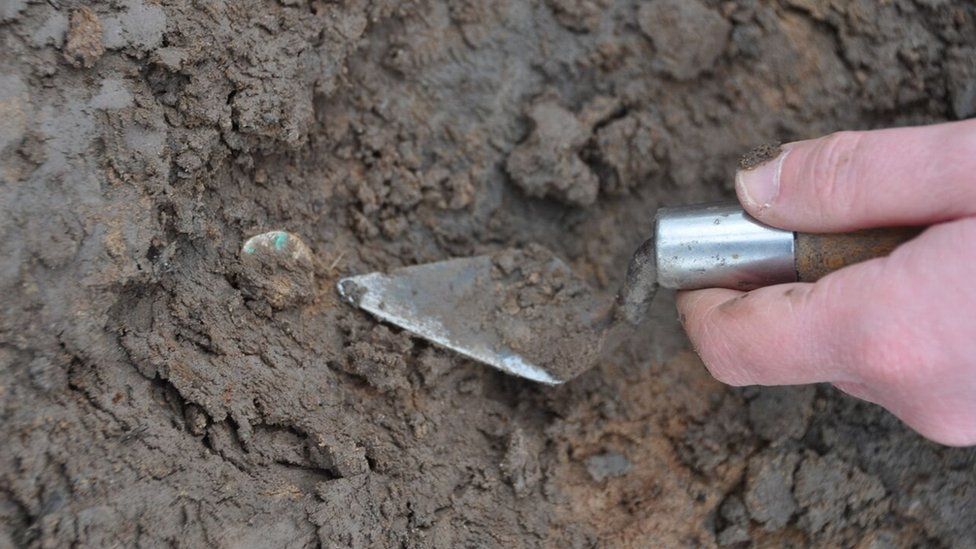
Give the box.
[795,227,922,282]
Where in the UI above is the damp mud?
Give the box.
[3,1,976,547]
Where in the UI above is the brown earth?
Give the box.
[2,0,976,547]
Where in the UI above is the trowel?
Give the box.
[338,201,916,385]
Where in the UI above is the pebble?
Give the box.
[585,451,632,482]
[238,230,315,309]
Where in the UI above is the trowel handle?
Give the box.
[794,227,920,282]
[654,202,921,291]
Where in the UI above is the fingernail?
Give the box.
[736,148,790,211]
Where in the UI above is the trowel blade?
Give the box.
[337,251,606,385]
[337,255,563,384]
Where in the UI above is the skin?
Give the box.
[676,119,976,446]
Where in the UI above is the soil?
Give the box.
[738,143,783,171]
[2,0,975,547]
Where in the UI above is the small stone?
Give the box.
[64,7,104,68]
[585,451,632,482]
[238,230,315,309]
[184,404,208,436]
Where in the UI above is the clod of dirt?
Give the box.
[793,453,889,537]
[585,451,632,482]
[744,445,800,531]
[593,111,664,194]
[236,230,315,310]
[63,7,104,68]
[505,101,600,207]
[739,143,784,171]
[500,428,541,498]
[637,0,731,80]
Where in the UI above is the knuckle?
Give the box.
[823,270,917,387]
[850,312,937,390]
[851,335,902,385]
[808,131,865,221]
[850,318,909,384]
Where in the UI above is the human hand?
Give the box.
[676,120,976,446]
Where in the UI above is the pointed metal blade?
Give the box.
[336,249,606,385]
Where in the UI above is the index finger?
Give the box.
[675,258,888,386]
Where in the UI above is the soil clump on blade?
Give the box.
[488,245,604,382]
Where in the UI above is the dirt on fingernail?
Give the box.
[738,143,783,170]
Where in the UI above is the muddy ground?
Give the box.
[2,0,975,546]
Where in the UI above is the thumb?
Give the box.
[735,120,976,232]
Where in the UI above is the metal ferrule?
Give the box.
[654,202,796,291]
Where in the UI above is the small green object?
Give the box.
[273,232,288,250]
